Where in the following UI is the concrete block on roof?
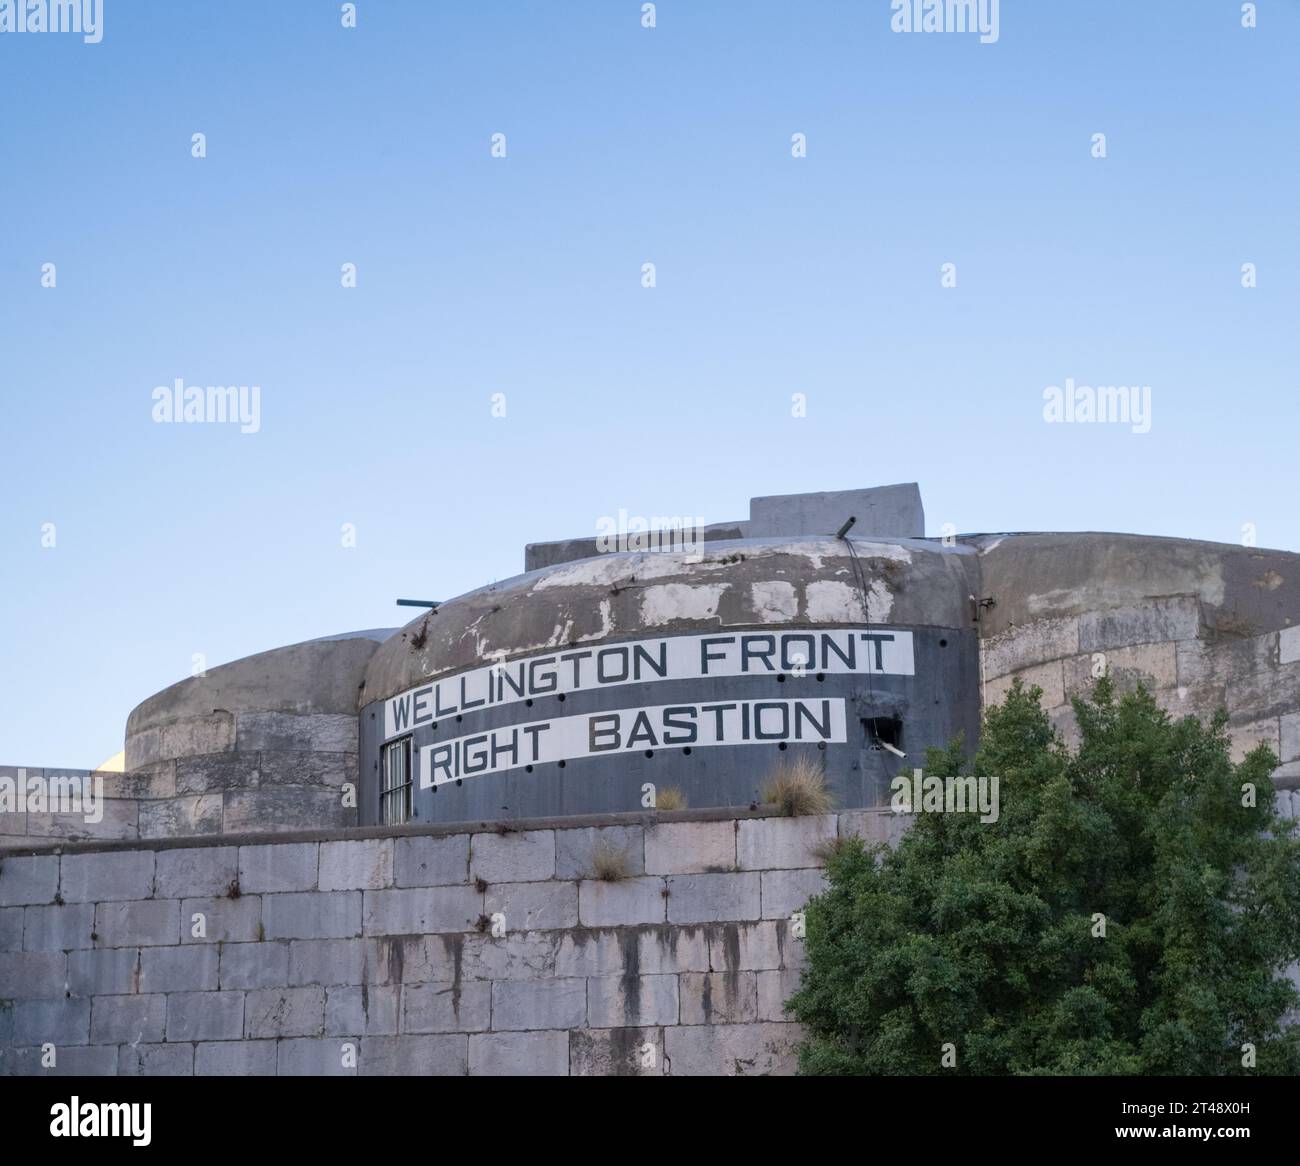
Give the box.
[749,484,924,539]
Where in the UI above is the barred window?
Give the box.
[380,737,413,825]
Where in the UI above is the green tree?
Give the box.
[788,679,1300,1075]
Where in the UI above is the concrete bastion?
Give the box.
[2,485,1297,1075]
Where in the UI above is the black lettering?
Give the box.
[780,634,816,672]
[559,650,592,686]
[428,743,453,785]
[821,632,856,670]
[411,687,434,726]
[753,702,789,739]
[859,632,896,670]
[633,642,668,679]
[596,647,630,683]
[626,711,659,748]
[661,706,699,745]
[741,634,776,672]
[794,700,832,739]
[589,714,622,752]
[389,695,412,732]
[701,636,735,674]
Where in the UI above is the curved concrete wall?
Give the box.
[358,536,982,824]
[972,533,1300,787]
[120,635,388,838]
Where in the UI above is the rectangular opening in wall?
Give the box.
[381,737,413,825]
[862,716,903,753]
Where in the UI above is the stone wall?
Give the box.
[0,808,905,1077]
[974,533,1300,800]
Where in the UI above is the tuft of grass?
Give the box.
[591,840,632,882]
[655,786,688,811]
[760,757,834,817]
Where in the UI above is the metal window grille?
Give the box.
[380,737,413,825]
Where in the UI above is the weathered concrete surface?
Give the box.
[363,535,977,707]
[525,522,750,573]
[749,483,924,540]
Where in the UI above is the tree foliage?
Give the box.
[788,679,1300,1075]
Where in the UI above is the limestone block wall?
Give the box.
[973,534,1300,799]
[0,808,905,1077]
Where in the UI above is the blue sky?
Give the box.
[2,0,1297,767]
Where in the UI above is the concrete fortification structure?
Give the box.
[3,483,1298,1075]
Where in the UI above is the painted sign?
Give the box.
[418,697,847,787]
[385,627,912,742]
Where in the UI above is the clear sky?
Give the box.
[2,0,1297,768]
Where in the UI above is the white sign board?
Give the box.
[385,627,912,742]
[418,697,847,787]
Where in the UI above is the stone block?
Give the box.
[1282,713,1300,764]
[262,892,361,940]
[66,948,135,996]
[838,809,912,849]
[319,839,393,891]
[680,971,758,1024]
[245,985,326,1038]
[91,993,167,1043]
[707,921,793,972]
[1279,625,1300,666]
[0,950,65,997]
[220,941,289,990]
[223,787,353,833]
[176,754,257,795]
[468,1030,568,1076]
[1079,597,1202,651]
[737,816,834,870]
[984,660,1065,710]
[237,712,358,753]
[288,939,365,986]
[23,903,95,951]
[485,881,578,931]
[195,1040,277,1076]
[119,1042,193,1076]
[238,843,319,893]
[276,1037,356,1076]
[0,855,58,906]
[114,762,177,800]
[644,820,737,874]
[490,977,586,1030]
[156,846,238,898]
[578,877,667,928]
[165,991,244,1041]
[1229,719,1280,763]
[14,996,90,1045]
[180,896,263,943]
[256,752,356,788]
[555,925,711,978]
[665,873,760,924]
[470,830,555,883]
[140,944,219,992]
[139,794,224,839]
[94,899,179,947]
[749,484,923,539]
[401,980,491,1033]
[359,1035,467,1076]
[757,967,803,1022]
[982,617,1081,680]
[760,869,827,918]
[456,931,561,982]
[0,906,22,951]
[362,887,482,936]
[555,825,645,879]
[325,984,400,1036]
[393,834,470,887]
[1062,642,1178,699]
[60,851,154,903]
[663,1021,802,1075]
[586,973,679,1028]
[570,1027,664,1076]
